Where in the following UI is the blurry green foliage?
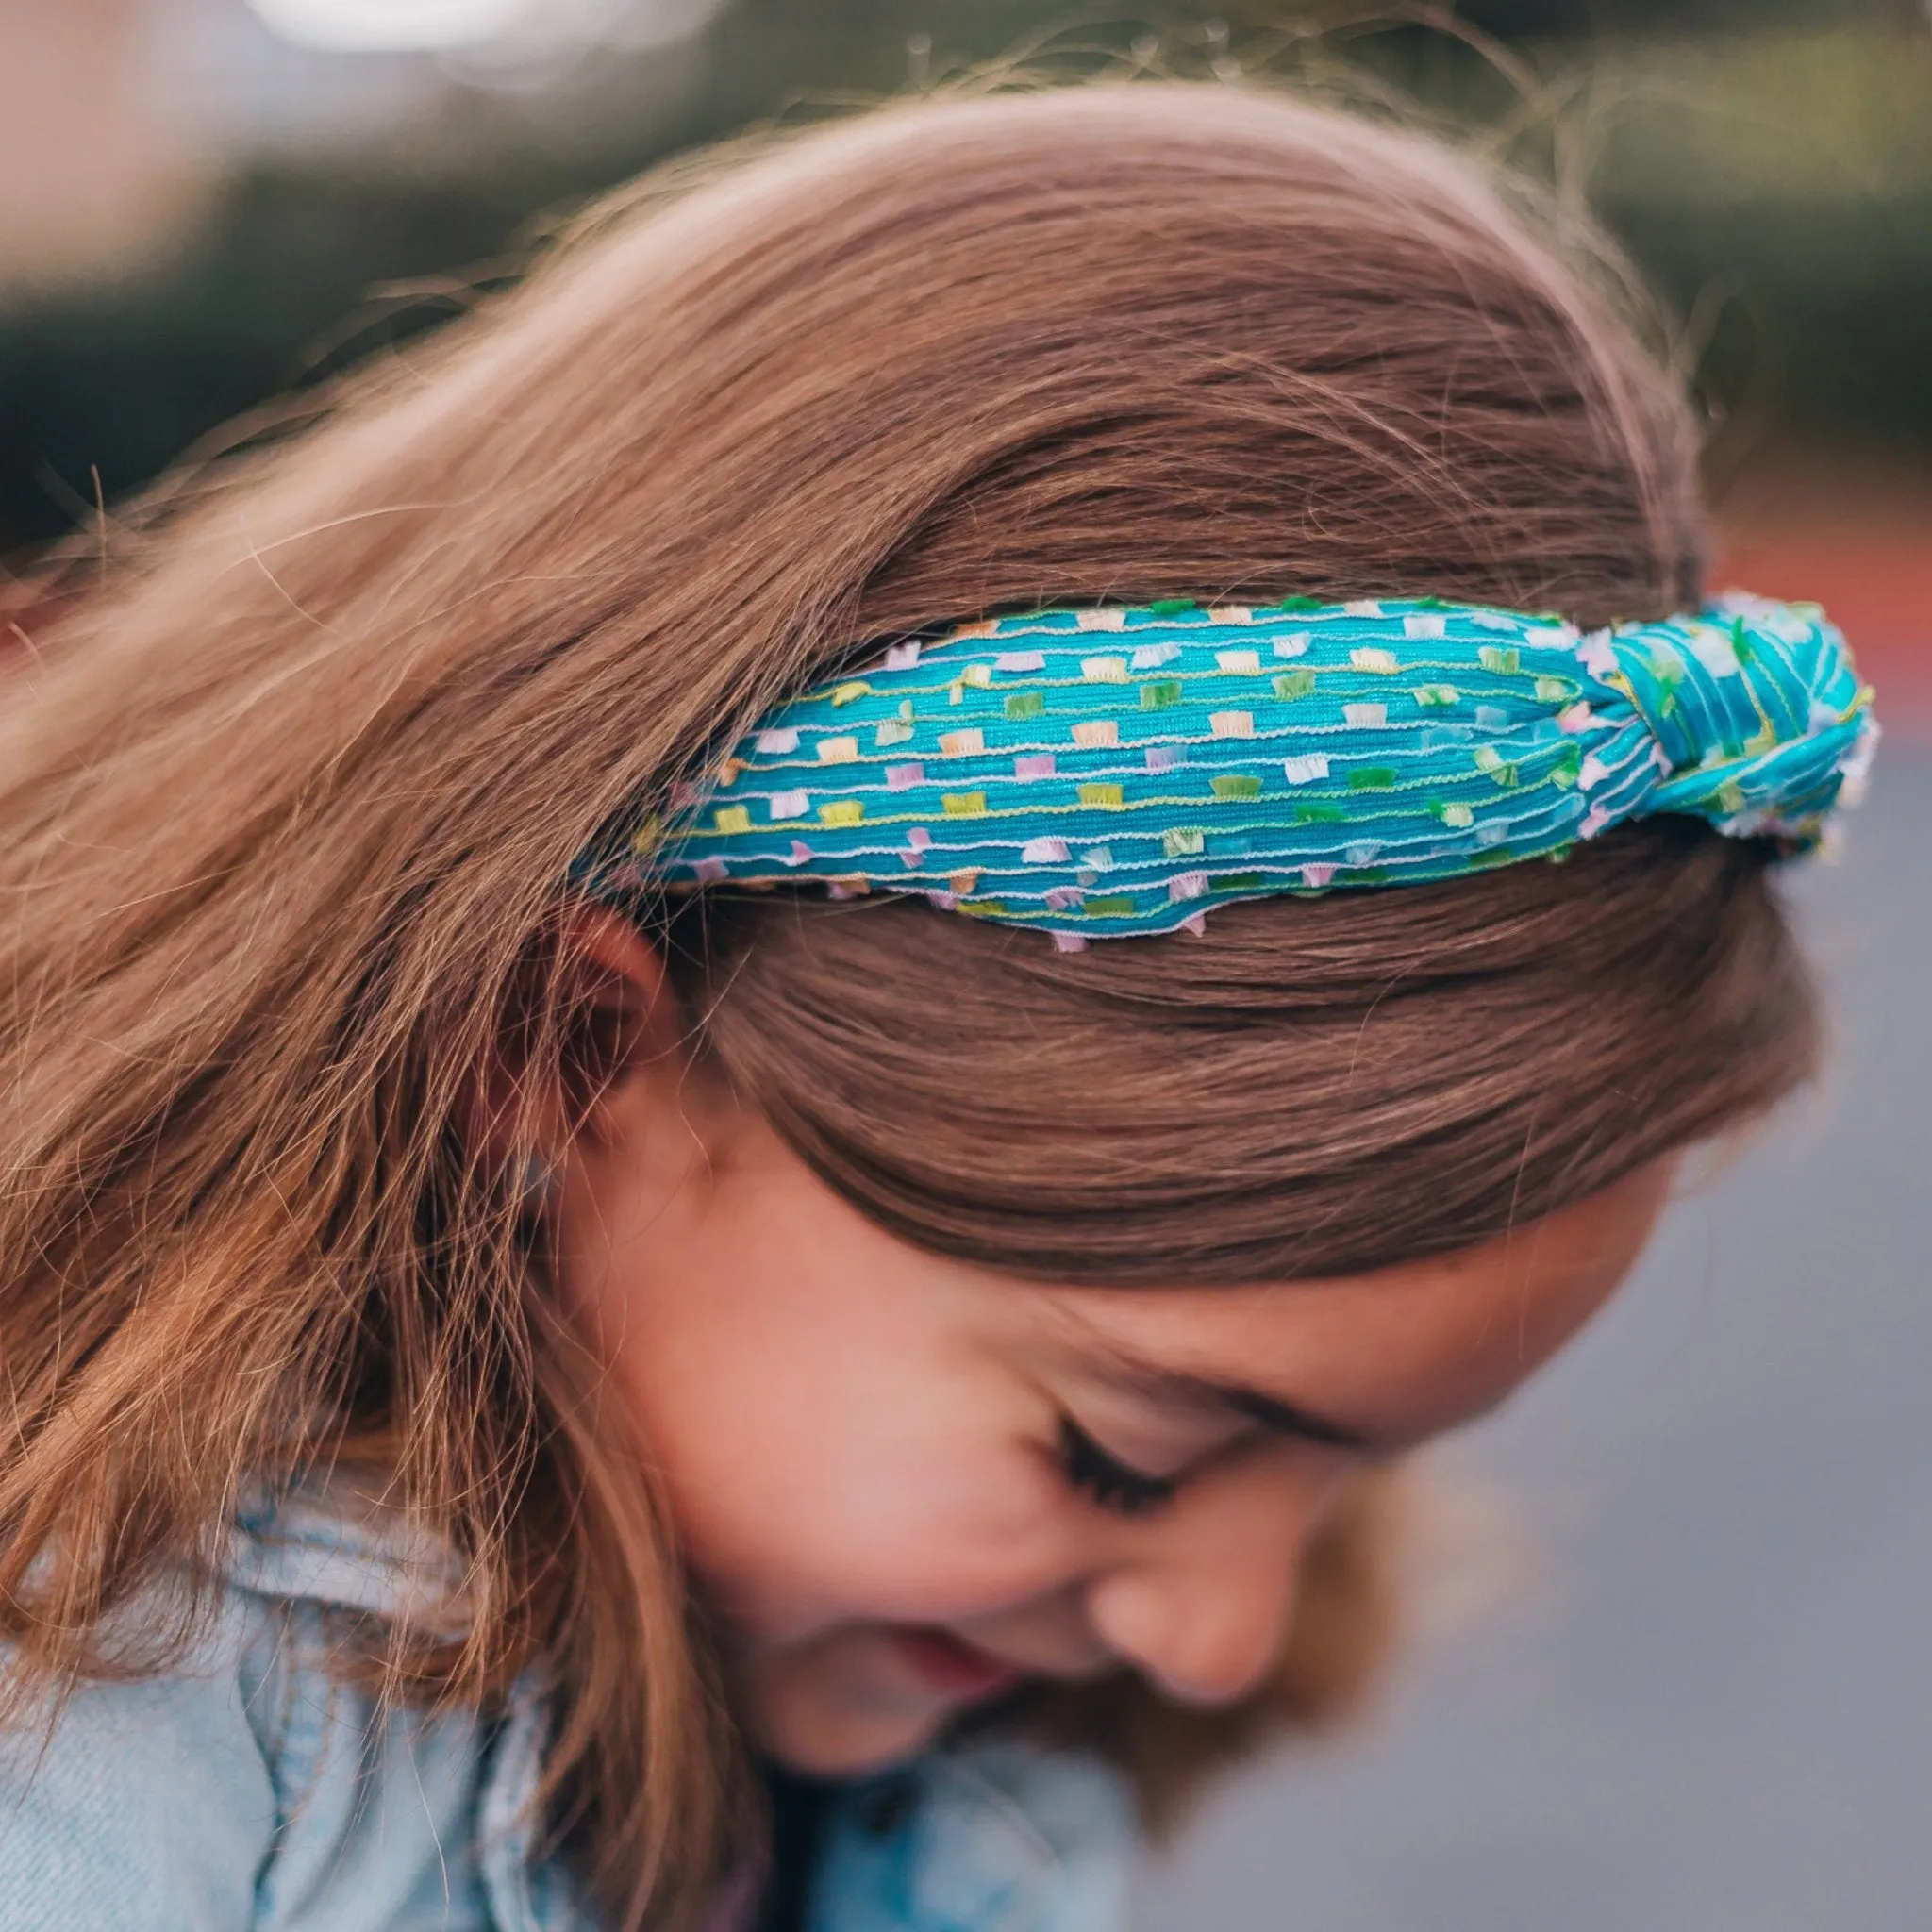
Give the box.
[0,167,583,552]
[3,0,1928,554]
[1453,0,1923,25]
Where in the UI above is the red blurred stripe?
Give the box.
[1716,525,1932,736]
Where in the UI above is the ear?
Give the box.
[468,899,686,1173]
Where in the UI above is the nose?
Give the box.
[1079,1466,1319,1707]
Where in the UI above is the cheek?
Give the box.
[569,1157,1071,1638]
[660,1385,1064,1639]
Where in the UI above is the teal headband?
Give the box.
[595,592,1874,944]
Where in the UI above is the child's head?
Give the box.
[535,900,1679,1774]
[0,82,1840,1928]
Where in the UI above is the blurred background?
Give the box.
[4,2,1925,1924]
[4,0,1931,692]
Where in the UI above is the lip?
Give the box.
[890,1625,1027,1702]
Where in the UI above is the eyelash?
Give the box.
[1057,1416,1179,1518]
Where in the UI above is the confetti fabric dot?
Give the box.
[593,593,1875,940]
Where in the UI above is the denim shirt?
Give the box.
[0,1491,1133,1932]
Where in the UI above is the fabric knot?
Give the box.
[1597,593,1874,841]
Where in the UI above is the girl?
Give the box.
[0,82,1872,1932]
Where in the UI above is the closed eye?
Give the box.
[1057,1414,1179,1517]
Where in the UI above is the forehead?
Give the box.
[1029,1162,1674,1449]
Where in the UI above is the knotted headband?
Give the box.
[595,592,1874,944]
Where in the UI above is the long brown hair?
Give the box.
[0,84,1814,1927]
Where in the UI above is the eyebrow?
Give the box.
[1216,1382,1379,1453]
[1084,1343,1382,1455]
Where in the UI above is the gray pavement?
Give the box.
[1137,754,1932,1932]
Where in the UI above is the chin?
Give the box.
[755,1700,947,1779]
